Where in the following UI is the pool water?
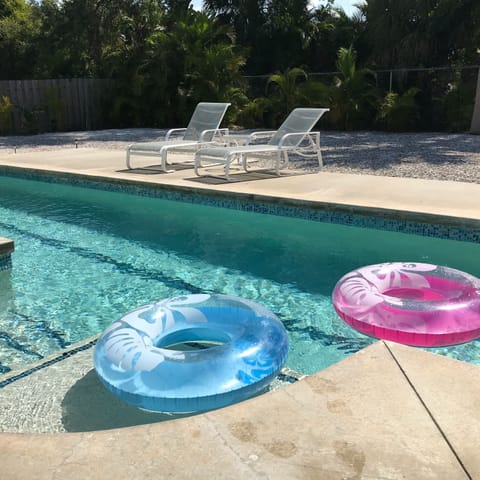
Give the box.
[1,175,480,375]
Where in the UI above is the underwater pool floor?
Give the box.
[0,148,479,479]
[0,337,304,434]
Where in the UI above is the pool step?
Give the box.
[0,308,70,376]
[0,237,14,271]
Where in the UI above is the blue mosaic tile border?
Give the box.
[0,338,97,389]
[1,166,478,243]
[0,253,12,271]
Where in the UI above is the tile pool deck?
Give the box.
[0,148,479,479]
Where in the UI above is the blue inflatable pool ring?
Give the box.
[94,294,289,413]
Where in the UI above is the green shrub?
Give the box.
[0,96,14,134]
[441,80,475,132]
[44,86,64,131]
[376,88,420,131]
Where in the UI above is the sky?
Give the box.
[191,1,361,17]
[313,0,361,17]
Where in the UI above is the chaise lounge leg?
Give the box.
[126,147,132,169]
[316,132,323,169]
[194,156,202,176]
[224,153,234,180]
[161,148,175,173]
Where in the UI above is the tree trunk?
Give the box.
[470,67,480,133]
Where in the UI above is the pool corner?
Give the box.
[0,237,14,271]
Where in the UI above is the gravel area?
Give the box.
[0,128,479,183]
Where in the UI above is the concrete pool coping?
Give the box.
[0,147,479,479]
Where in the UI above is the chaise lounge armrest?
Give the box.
[165,128,188,140]
[278,131,320,148]
[199,128,230,142]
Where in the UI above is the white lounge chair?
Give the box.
[194,108,329,180]
[126,102,231,172]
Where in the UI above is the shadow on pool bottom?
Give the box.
[62,370,194,432]
[61,369,298,433]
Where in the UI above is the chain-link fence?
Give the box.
[242,65,479,131]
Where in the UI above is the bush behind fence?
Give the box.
[0,66,478,135]
[245,66,479,132]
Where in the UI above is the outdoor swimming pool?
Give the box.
[1,173,480,376]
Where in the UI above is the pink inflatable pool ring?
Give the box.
[332,262,480,347]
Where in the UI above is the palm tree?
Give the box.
[171,12,246,109]
[266,68,308,118]
[327,46,378,129]
[134,10,247,125]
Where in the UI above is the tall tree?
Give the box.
[0,0,41,79]
[108,9,247,127]
[204,0,267,73]
[262,0,311,72]
[361,0,480,67]
[307,2,365,73]
[204,0,315,74]
[34,0,162,78]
